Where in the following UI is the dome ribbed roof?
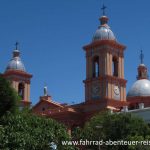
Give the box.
[92,16,116,41]
[127,79,150,97]
[5,48,26,72]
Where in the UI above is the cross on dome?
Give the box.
[140,50,144,64]
[101,4,107,16]
[15,42,19,50]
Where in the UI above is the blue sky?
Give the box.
[0,0,150,105]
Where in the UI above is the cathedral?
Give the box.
[2,6,150,133]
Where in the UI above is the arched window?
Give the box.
[18,82,24,99]
[92,56,99,78]
[112,57,118,77]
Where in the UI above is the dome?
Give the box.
[127,79,150,97]
[6,57,26,72]
[5,49,26,72]
[93,26,116,41]
[92,16,116,41]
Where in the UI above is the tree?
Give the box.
[77,111,150,150]
[0,76,76,149]
[0,76,19,117]
[0,110,76,150]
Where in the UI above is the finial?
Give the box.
[140,50,144,64]
[101,4,107,16]
[44,85,48,96]
[15,42,19,50]
[13,42,20,57]
[99,4,108,25]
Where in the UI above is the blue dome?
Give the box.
[127,79,150,97]
[93,25,116,41]
[5,49,26,72]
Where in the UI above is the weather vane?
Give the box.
[101,4,107,16]
[15,42,19,50]
[140,50,144,64]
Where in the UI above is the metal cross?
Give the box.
[140,50,144,64]
[15,42,19,50]
[101,4,107,16]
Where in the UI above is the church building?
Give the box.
[2,6,150,133]
[32,6,150,131]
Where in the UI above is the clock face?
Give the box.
[92,84,100,98]
[114,85,120,100]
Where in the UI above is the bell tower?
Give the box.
[83,6,127,103]
[3,43,32,107]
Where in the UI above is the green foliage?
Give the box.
[0,76,75,149]
[77,111,150,150]
[0,76,19,117]
[0,111,75,150]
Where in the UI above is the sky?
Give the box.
[0,0,150,105]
